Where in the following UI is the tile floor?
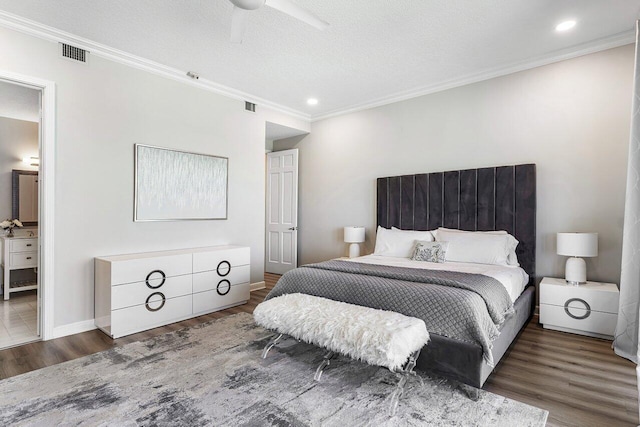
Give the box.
[0,290,38,348]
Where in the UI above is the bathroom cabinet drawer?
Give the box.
[10,251,37,268]
[10,238,37,253]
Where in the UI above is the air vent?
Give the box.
[245,101,256,112]
[59,43,88,63]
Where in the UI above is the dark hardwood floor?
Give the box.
[0,272,636,426]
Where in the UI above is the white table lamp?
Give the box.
[556,232,598,285]
[344,226,365,258]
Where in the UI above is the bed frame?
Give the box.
[376,164,536,388]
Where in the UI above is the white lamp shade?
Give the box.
[556,232,598,257]
[344,226,365,243]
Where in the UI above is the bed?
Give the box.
[266,164,536,389]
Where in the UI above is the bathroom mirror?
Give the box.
[12,170,38,226]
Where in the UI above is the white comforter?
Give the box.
[343,255,529,303]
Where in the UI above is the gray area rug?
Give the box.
[0,313,548,426]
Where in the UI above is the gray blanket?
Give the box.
[265,260,515,366]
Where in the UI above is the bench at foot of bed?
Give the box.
[253,293,430,415]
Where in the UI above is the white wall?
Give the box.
[0,116,38,221]
[277,44,634,285]
[0,80,40,122]
[0,26,308,329]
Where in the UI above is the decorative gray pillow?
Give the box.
[411,241,448,263]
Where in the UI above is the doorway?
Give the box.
[0,80,40,347]
[0,70,55,345]
[264,121,307,275]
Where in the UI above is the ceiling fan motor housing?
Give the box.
[230,0,266,10]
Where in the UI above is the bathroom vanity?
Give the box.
[1,233,38,300]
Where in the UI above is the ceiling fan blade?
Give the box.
[265,0,329,31]
[230,6,250,43]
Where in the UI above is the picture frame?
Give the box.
[134,144,228,221]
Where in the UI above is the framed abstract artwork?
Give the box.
[134,144,228,221]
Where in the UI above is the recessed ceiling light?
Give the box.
[555,20,576,32]
[307,98,318,105]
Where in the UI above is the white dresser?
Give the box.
[1,235,38,300]
[95,245,250,338]
[539,277,619,340]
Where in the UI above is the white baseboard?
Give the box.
[250,281,266,292]
[52,319,97,339]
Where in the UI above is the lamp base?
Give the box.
[348,243,361,258]
[565,257,587,286]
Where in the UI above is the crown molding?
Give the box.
[311,30,636,122]
[0,10,311,122]
[1,10,633,124]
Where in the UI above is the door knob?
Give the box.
[288,227,298,231]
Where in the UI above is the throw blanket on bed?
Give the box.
[264,260,515,366]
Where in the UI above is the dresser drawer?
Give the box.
[192,265,250,294]
[110,294,192,338]
[10,238,37,253]
[540,303,617,337]
[193,282,249,315]
[193,247,250,273]
[111,274,192,310]
[10,251,37,268]
[110,254,192,285]
[540,282,618,314]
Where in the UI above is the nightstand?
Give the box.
[539,277,619,340]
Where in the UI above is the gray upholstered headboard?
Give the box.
[376,164,536,281]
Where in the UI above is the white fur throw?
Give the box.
[254,293,430,371]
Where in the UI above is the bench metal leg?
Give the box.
[314,350,335,381]
[261,333,283,359]
[389,349,423,416]
[389,373,407,416]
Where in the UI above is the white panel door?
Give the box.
[266,149,298,274]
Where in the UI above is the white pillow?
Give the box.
[435,229,512,266]
[373,226,434,258]
[391,227,435,243]
[434,228,520,266]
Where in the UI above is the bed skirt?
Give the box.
[415,285,535,388]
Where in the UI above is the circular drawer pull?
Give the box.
[564,298,591,320]
[217,279,231,296]
[145,270,166,289]
[217,261,231,277]
[145,292,166,312]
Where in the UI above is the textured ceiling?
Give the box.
[0,0,638,120]
[0,80,40,122]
